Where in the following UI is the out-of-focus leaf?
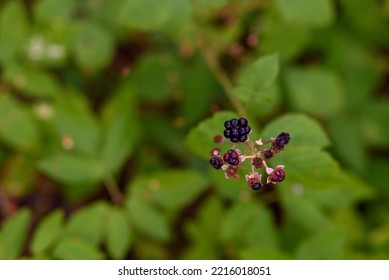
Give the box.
[120,0,191,32]
[31,210,64,255]
[0,1,28,63]
[34,0,76,24]
[362,101,389,147]
[240,248,291,260]
[0,94,39,151]
[280,147,340,188]
[280,184,331,232]
[105,207,132,259]
[285,68,344,118]
[127,53,181,102]
[295,229,346,259]
[261,113,330,149]
[233,54,279,103]
[0,209,31,259]
[52,237,104,260]
[126,198,170,241]
[275,0,335,28]
[38,153,104,185]
[0,155,36,197]
[100,82,139,173]
[261,15,310,61]
[220,202,256,242]
[184,197,224,260]
[64,201,108,246]
[329,116,367,174]
[4,64,60,98]
[179,55,219,127]
[129,170,208,211]
[53,92,100,155]
[304,171,374,210]
[186,111,238,159]
[73,22,114,72]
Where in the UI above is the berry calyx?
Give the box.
[223,118,251,143]
[245,172,262,191]
[210,156,223,169]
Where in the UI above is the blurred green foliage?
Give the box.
[0,0,389,260]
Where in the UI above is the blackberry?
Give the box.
[210,156,223,169]
[223,118,251,143]
[251,157,263,168]
[263,149,274,160]
[223,149,240,166]
[274,132,290,150]
[251,182,262,190]
[268,166,286,183]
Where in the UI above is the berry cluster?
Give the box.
[209,117,290,191]
[223,118,251,143]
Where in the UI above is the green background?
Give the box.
[0,0,389,260]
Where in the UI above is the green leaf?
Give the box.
[186,111,238,159]
[295,229,346,259]
[4,64,60,98]
[38,153,105,185]
[304,172,374,210]
[52,237,104,260]
[126,198,170,241]
[127,53,181,103]
[0,94,39,151]
[0,1,29,63]
[362,101,389,147]
[73,22,114,72]
[120,0,191,32]
[329,116,367,174]
[234,54,279,102]
[281,147,340,188]
[261,15,310,61]
[261,113,331,149]
[129,170,208,211]
[34,0,76,24]
[101,81,139,173]
[280,184,331,232]
[275,0,335,28]
[240,248,291,260]
[53,92,101,155]
[105,207,132,259]
[285,68,344,118]
[64,202,108,246]
[220,202,255,242]
[31,210,64,255]
[0,208,31,259]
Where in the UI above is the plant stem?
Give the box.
[195,35,248,119]
[104,174,123,204]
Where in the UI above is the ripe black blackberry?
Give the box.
[274,132,290,150]
[223,149,240,166]
[223,118,251,143]
[210,156,223,169]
